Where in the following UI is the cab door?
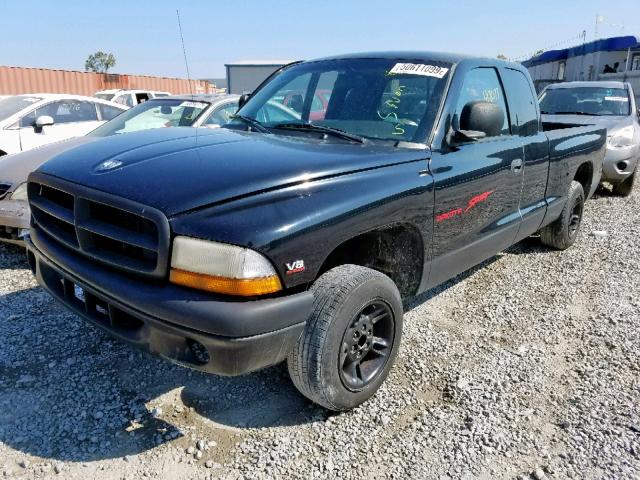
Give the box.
[501,67,550,241]
[427,66,524,288]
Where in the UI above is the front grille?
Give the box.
[28,173,170,278]
[0,183,11,199]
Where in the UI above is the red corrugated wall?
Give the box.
[0,66,214,96]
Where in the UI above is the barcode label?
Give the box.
[389,63,449,78]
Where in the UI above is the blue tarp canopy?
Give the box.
[523,35,639,67]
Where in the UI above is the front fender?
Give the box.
[170,161,434,289]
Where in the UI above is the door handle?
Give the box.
[510,159,523,172]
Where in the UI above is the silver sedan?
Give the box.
[540,81,639,196]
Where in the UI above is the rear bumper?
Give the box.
[0,199,29,244]
[602,145,639,182]
[26,232,312,376]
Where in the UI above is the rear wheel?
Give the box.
[540,180,585,250]
[612,169,636,197]
[287,264,403,411]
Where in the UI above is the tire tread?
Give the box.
[540,180,584,250]
[288,265,400,410]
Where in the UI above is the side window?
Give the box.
[502,69,539,136]
[456,68,510,137]
[19,109,39,127]
[114,94,134,107]
[52,100,99,123]
[19,100,97,126]
[257,73,312,120]
[311,94,324,112]
[20,101,62,127]
[98,103,124,121]
[309,72,337,120]
[204,103,239,126]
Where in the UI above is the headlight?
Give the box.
[9,182,28,201]
[608,126,635,148]
[169,236,282,296]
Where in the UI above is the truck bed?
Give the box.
[544,124,607,202]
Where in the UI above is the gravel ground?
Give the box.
[0,185,638,480]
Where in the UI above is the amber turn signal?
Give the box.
[170,268,282,296]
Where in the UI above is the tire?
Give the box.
[287,264,403,411]
[540,180,585,250]
[612,169,636,197]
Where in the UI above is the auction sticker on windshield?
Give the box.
[604,96,628,102]
[179,101,208,109]
[389,63,449,78]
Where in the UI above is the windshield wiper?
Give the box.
[272,123,365,144]
[548,111,599,116]
[231,114,269,133]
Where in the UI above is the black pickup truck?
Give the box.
[24,52,606,411]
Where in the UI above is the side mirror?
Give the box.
[238,93,251,110]
[34,115,54,132]
[452,101,504,143]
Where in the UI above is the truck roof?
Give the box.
[546,81,628,90]
[313,51,477,65]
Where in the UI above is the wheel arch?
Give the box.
[574,161,594,197]
[316,223,424,299]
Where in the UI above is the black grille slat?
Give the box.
[77,217,158,251]
[31,204,79,248]
[28,175,169,278]
[30,196,74,225]
[83,239,158,273]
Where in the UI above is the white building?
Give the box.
[523,35,640,95]
[225,60,295,95]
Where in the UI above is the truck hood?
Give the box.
[36,127,428,217]
[0,136,97,191]
[541,113,633,133]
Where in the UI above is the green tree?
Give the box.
[497,54,508,60]
[85,51,116,73]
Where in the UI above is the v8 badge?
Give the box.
[285,260,305,275]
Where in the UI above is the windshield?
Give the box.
[231,58,452,143]
[0,96,43,121]
[88,99,210,137]
[540,87,631,116]
[94,93,115,102]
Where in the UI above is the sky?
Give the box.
[1,0,639,79]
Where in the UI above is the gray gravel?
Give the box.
[0,185,639,479]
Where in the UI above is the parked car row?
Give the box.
[0,93,239,243]
[94,89,170,107]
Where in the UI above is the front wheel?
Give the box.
[540,180,585,250]
[287,265,403,411]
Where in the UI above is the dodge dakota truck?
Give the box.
[24,52,606,411]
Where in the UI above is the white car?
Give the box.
[0,94,127,156]
[94,89,170,107]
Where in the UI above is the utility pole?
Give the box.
[595,14,604,41]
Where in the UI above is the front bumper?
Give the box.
[26,231,312,376]
[602,144,639,182]
[0,199,30,244]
